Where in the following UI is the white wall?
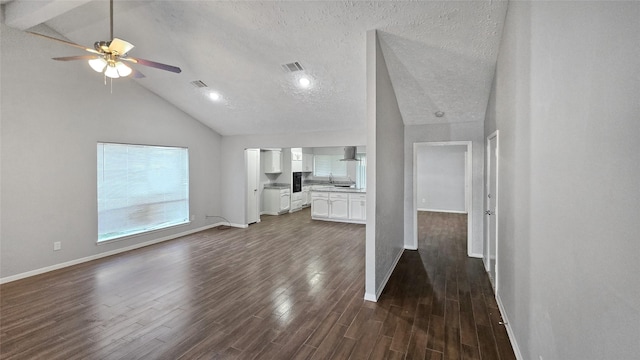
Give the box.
[485,2,640,359]
[405,122,485,256]
[416,145,467,212]
[365,30,405,301]
[0,25,222,280]
[220,131,366,226]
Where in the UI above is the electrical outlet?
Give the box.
[421,198,426,203]
[53,242,62,251]
[190,214,195,221]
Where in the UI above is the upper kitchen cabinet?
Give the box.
[291,148,302,172]
[302,153,314,172]
[263,150,282,174]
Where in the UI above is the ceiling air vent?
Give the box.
[281,62,304,73]
[190,80,208,88]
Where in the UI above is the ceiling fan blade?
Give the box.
[131,68,146,79]
[122,57,182,74]
[27,32,100,54]
[52,55,99,61]
[109,38,134,55]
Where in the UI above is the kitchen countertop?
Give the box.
[311,186,366,194]
[263,183,290,189]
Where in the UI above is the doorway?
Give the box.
[413,142,473,254]
[485,131,499,290]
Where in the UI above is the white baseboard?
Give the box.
[366,248,404,302]
[496,293,524,360]
[417,208,467,214]
[228,223,248,228]
[0,222,227,284]
[469,252,483,259]
[364,292,377,302]
[404,245,418,250]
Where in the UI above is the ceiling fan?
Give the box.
[28,0,181,79]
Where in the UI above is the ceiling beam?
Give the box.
[4,0,93,30]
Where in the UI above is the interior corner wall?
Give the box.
[485,2,640,359]
[365,30,405,300]
[0,25,222,280]
[416,145,467,213]
[404,122,485,256]
[219,130,366,226]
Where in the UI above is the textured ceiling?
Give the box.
[6,0,508,136]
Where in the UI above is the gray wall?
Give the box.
[1,25,222,279]
[416,145,467,213]
[485,2,640,359]
[404,122,485,256]
[365,31,405,300]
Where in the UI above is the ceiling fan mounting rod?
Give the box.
[110,0,114,41]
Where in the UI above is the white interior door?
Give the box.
[486,132,499,290]
[246,149,260,224]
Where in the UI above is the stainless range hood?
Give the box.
[340,146,360,161]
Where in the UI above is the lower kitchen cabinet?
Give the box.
[311,191,365,224]
[329,193,349,219]
[263,188,291,215]
[311,193,329,217]
[349,194,366,221]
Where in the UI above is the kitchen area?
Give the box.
[250,146,366,224]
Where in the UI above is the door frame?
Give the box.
[245,148,261,225]
[485,131,499,291]
[412,141,473,256]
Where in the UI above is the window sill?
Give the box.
[96,221,191,245]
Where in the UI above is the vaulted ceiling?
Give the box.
[3,0,508,136]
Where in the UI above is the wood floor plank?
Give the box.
[0,210,514,360]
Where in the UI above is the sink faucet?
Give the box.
[329,173,333,184]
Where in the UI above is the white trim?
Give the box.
[485,130,500,292]
[413,141,473,256]
[469,252,483,259]
[417,208,467,214]
[0,222,227,284]
[229,223,248,229]
[365,248,404,302]
[496,293,524,360]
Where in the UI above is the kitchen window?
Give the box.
[313,154,347,177]
[97,142,189,242]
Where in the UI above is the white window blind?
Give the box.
[97,143,189,242]
[356,154,366,189]
[313,155,347,177]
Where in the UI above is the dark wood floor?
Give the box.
[0,209,514,359]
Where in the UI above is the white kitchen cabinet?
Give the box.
[291,192,303,212]
[263,188,290,215]
[348,194,366,221]
[302,186,310,207]
[329,193,349,219]
[311,192,329,217]
[292,160,302,172]
[302,153,314,172]
[311,190,366,224]
[263,150,282,174]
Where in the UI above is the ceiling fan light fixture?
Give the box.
[88,58,108,72]
[104,65,120,79]
[115,61,132,77]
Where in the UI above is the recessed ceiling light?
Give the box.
[298,77,311,88]
[435,111,445,117]
[209,92,221,101]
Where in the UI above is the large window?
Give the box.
[313,154,347,177]
[97,143,189,242]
